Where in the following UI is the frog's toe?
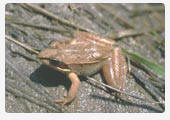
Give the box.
[55,98,64,103]
[55,98,73,105]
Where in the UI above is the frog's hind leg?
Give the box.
[102,47,127,91]
[56,72,80,105]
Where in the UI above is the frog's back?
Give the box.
[55,32,113,64]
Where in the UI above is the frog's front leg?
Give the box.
[102,47,127,91]
[56,72,80,105]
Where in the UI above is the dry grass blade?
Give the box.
[22,3,95,34]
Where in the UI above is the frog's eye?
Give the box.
[49,59,62,66]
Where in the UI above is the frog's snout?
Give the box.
[38,48,57,59]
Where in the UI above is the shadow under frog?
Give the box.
[30,65,71,90]
[30,64,101,94]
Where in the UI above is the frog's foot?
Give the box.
[56,72,80,105]
[55,95,75,105]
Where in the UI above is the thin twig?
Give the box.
[108,29,144,40]
[131,71,164,99]
[8,21,72,35]
[9,21,142,40]
[21,3,95,34]
[5,35,39,55]
[86,76,164,105]
[107,28,163,40]
[130,5,164,17]
[96,4,134,29]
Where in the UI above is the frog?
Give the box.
[38,31,127,105]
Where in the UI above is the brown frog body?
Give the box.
[38,32,127,105]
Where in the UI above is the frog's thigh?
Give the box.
[56,72,80,105]
[102,47,127,90]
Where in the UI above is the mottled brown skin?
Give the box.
[38,32,127,105]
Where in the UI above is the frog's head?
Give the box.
[38,48,71,73]
[38,48,63,66]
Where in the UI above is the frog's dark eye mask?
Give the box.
[49,59,62,66]
[40,58,62,66]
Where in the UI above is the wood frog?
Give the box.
[38,32,127,105]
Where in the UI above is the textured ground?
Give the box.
[5,3,164,113]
